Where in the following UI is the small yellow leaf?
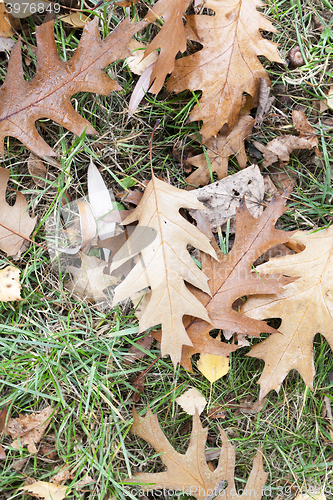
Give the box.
[59,12,88,28]
[197,353,229,383]
[0,266,21,301]
[21,481,70,500]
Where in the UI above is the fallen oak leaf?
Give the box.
[167,0,283,142]
[184,114,254,187]
[130,407,268,500]
[0,167,37,256]
[0,15,145,156]
[20,481,70,500]
[110,175,217,366]
[142,0,192,94]
[180,194,295,370]
[5,406,54,454]
[241,227,333,399]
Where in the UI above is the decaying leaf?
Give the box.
[111,176,217,366]
[0,16,145,156]
[65,253,118,303]
[242,227,333,399]
[0,266,21,301]
[20,481,70,500]
[189,165,264,232]
[5,406,54,454]
[254,78,275,127]
[59,12,88,28]
[28,153,49,188]
[0,167,37,256]
[127,39,158,75]
[0,0,18,38]
[0,406,8,459]
[167,0,283,141]
[176,387,207,415]
[197,353,229,383]
[185,115,254,187]
[253,110,318,167]
[124,334,153,364]
[180,194,295,371]
[143,0,191,94]
[130,408,268,500]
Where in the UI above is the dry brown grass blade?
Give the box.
[167,0,283,142]
[130,408,268,500]
[0,15,145,156]
[242,227,333,399]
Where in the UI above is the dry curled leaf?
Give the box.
[189,164,264,232]
[111,176,217,366]
[20,481,70,500]
[185,115,254,187]
[143,0,191,94]
[242,227,333,399]
[180,194,295,371]
[176,387,207,415]
[0,167,37,256]
[127,39,158,75]
[0,16,145,156]
[0,266,21,301]
[5,406,54,454]
[130,408,268,500]
[253,110,318,167]
[65,252,118,303]
[167,0,283,142]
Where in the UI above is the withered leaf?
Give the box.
[0,406,8,459]
[5,406,54,454]
[20,481,70,500]
[0,266,21,301]
[124,334,153,365]
[167,0,283,142]
[180,194,295,370]
[130,408,268,500]
[0,16,145,156]
[185,115,254,187]
[143,0,191,94]
[242,227,333,399]
[111,176,217,366]
[253,110,318,167]
[176,387,207,416]
[0,167,37,256]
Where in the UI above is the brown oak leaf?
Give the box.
[167,0,283,142]
[143,0,192,94]
[185,115,254,187]
[0,15,145,156]
[242,227,333,399]
[0,167,36,256]
[180,194,295,370]
[130,407,268,500]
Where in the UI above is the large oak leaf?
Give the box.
[0,16,144,156]
[130,407,268,500]
[110,175,217,366]
[241,227,333,399]
[180,195,295,370]
[167,0,283,142]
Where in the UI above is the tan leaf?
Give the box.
[167,0,283,142]
[253,110,318,167]
[28,153,48,188]
[185,115,254,186]
[52,466,73,485]
[110,176,217,366]
[5,406,54,454]
[130,408,268,500]
[0,16,145,156]
[21,481,70,500]
[176,387,207,415]
[143,0,192,94]
[127,39,158,75]
[0,1,18,37]
[180,194,295,371]
[59,12,88,28]
[0,167,37,256]
[242,227,333,399]
[0,266,21,301]
[65,253,118,303]
[189,164,264,232]
[197,353,229,383]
